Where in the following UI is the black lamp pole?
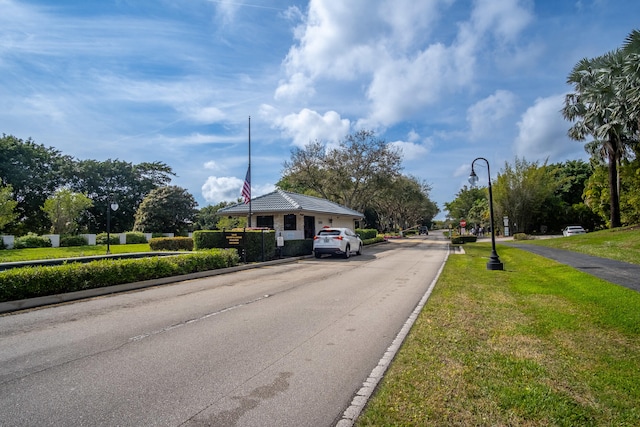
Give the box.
[106,196,119,255]
[469,157,504,271]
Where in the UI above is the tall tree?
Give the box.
[444,186,487,224]
[42,189,93,234]
[133,186,198,235]
[563,42,639,228]
[375,176,438,231]
[281,130,402,212]
[0,184,19,232]
[0,134,73,234]
[70,159,175,233]
[492,158,559,234]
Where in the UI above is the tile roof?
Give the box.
[217,190,363,217]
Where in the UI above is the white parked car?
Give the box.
[313,227,363,258]
[562,226,586,236]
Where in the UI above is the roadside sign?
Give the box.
[460,220,467,227]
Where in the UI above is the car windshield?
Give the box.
[318,230,340,236]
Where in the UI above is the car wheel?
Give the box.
[356,244,362,255]
[315,252,321,259]
[344,245,350,259]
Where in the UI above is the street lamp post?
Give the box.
[106,197,119,255]
[469,157,504,271]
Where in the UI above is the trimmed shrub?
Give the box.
[96,233,120,245]
[0,249,240,302]
[60,235,89,247]
[13,233,52,249]
[149,237,194,251]
[193,230,276,262]
[125,232,148,244]
[451,235,477,244]
[356,228,378,240]
[193,230,225,250]
[282,239,313,256]
[513,233,532,240]
[363,236,386,245]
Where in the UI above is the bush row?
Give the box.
[363,236,386,245]
[356,229,378,240]
[451,235,478,244]
[0,249,240,302]
[149,237,194,251]
[193,230,276,262]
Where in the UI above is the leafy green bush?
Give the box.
[193,230,275,262]
[513,233,533,240]
[281,239,313,256]
[363,236,386,245]
[13,233,52,249]
[96,233,120,245]
[0,249,240,302]
[125,232,148,244]
[451,235,477,244]
[60,235,89,247]
[356,228,378,240]
[149,237,194,251]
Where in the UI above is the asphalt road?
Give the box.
[0,236,448,427]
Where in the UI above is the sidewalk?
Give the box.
[507,243,640,292]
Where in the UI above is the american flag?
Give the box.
[241,167,251,204]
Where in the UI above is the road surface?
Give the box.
[0,236,448,426]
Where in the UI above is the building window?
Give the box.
[284,214,297,230]
[256,215,274,229]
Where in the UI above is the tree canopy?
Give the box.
[563,29,640,228]
[133,186,198,235]
[0,134,176,234]
[279,130,438,230]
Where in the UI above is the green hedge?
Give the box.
[13,233,52,249]
[193,230,276,262]
[356,228,378,240]
[281,239,313,256]
[0,249,240,302]
[451,235,478,244]
[363,236,386,245]
[150,237,194,251]
[126,232,148,244]
[60,235,89,247]
[513,233,532,240]
[96,233,120,245]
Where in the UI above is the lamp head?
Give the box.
[110,202,119,211]
[468,169,479,186]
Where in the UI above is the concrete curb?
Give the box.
[0,256,308,315]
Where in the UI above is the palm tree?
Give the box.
[563,49,635,228]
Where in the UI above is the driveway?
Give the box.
[0,236,448,427]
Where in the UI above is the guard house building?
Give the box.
[217,189,364,240]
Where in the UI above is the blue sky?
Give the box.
[2,0,639,220]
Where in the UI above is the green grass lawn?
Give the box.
[523,226,640,265]
[0,244,152,263]
[357,243,640,426]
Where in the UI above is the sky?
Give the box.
[2,0,639,220]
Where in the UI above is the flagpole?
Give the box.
[248,116,252,228]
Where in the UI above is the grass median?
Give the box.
[0,244,152,262]
[357,243,640,426]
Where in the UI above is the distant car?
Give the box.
[419,226,429,235]
[563,226,586,236]
[313,227,363,258]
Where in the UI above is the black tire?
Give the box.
[356,244,362,255]
[315,252,321,259]
[344,245,350,259]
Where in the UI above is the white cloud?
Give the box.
[201,176,244,203]
[203,160,218,170]
[201,176,276,204]
[467,90,518,140]
[471,0,534,43]
[391,140,430,159]
[276,108,351,147]
[514,94,583,162]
